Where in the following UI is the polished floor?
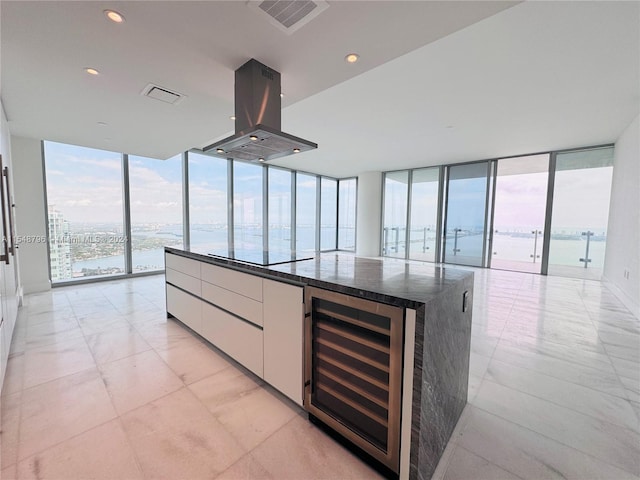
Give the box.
[1,269,638,479]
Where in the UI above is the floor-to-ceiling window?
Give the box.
[129,154,183,272]
[268,166,292,252]
[188,152,228,251]
[320,177,337,251]
[44,142,353,283]
[296,172,317,252]
[382,171,409,258]
[233,160,264,251]
[338,178,357,251]
[380,145,614,279]
[490,154,549,273]
[44,141,125,281]
[547,147,614,279]
[443,162,489,267]
[408,167,440,262]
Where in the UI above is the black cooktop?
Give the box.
[207,248,314,267]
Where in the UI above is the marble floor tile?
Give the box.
[189,365,265,414]
[155,337,231,385]
[86,325,151,365]
[134,319,196,350]
[1,351,25,396]
[17,368,117,460]
[210,385,299,451]
[4,269,638,480]
[485,358,637,429]
[76,311,131,336]
[620,375,640,403]
[98,349,183,415]
[120,388,246,479]
[442,445,523,480]
[603,342,640,363]
[1,391,22,468]
[491,342,627,398]
[215,453,274,480]
[458,406,638,480]
[473,380,640,475]
[250,415,383,480]
[15,419,143,480]
[22,337,96,390]
[610,354,640,381]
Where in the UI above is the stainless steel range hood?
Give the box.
[203,59,317,162]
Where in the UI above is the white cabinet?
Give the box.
[166,284,202,333]
[201,263,263,302]
[202,302,263,377]
[263,279,304,406]
[164,251,305,402]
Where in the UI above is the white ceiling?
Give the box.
[2,1,639,178]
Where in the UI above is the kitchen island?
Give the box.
[164,247,473,480]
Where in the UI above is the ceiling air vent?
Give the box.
[247,0,329,35]
[141,83,186,105]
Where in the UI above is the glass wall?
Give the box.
[491,154,549,273]
[233,161,264,251]
[443,162,489,267]
[44,141,125,281]
[188,152,228,251]
[296,173,317,252]
[268,167,292,252]
[548,147,614,279]
[408,168,439,262]
[129,154,183,272]
[382,171,409,258]
[338,178,357,250]
[320,177,337,250]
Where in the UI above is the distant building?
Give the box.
[48,207,72,281]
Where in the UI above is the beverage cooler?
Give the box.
[304,286,405,475]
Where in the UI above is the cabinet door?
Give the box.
[201,302,263,377]
[166,284,202,334]
[263,279,304,406]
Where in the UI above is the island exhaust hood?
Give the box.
[203,59,317,162]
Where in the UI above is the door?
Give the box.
[546,147,614,279]
[490,154,550,273]
[443,162,490,267]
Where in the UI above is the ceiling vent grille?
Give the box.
[141,83,186,105]
[247,0,329,35]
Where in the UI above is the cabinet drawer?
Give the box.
[201,302,263,377]
[165,253,201,279]
[166,284,202,333]
[201,263,263,302]
[201,280,263,327]
[166,268,201,296]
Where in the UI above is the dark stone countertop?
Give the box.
[165,247,473,310]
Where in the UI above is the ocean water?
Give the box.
[68,225,605,278]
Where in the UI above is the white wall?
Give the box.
[356,171,382,257]
[11,136,51,293]
[604,115,639,318]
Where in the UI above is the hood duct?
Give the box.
[203,59,317,162]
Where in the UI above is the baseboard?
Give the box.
[23,280,52,295]
[602,276,640,320]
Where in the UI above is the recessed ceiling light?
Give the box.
[229,116,236,121]
[85,67,100,76]
[216,148,225,154]
[258,158,265,163]
[345,53,359,64]
[293,148,300,153]
[280,93,284,98]
[249,135,258,141]
[104,10,125,23]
